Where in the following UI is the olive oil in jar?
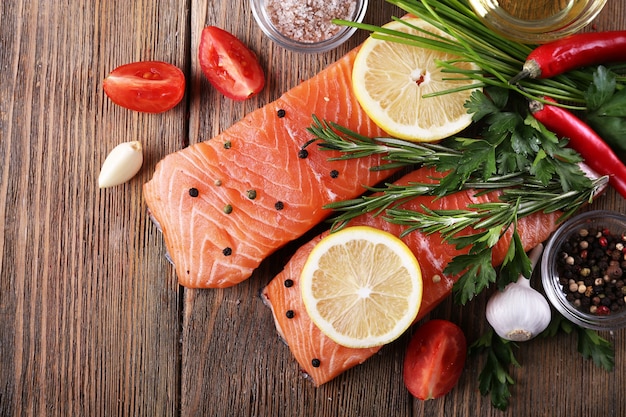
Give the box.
[468,0,607,43]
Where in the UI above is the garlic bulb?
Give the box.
[486,244,551,342]
[98,141,143,188]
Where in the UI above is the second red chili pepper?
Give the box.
[529,97,626,199]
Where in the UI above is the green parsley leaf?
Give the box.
[542,313,615,372]
[498,230,531,289]
[584,66,626,160]
[454,137,497,181]
[465,89,501,122]
[585,65,616,112]
[448,244,497,304]
[469,329,519,411]
[576,327,615,372]
[530,149,556,186]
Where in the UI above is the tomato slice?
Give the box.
[103,61,185,113]
[198,26,265,101]
[403,319,467,400]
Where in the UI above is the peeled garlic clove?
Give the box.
[98,141,143,188]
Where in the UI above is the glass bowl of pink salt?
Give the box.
[250,0,368,53]
[541,210,626,331]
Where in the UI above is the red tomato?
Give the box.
[103,61,185,113]
[403,319,467,400]
[198,26,265,101]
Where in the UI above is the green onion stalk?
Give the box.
[336,0,626,111]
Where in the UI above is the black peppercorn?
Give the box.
[284,279,294,288]
[298,149,308,159]
[275,201,284,210]
[286,310,295,319]
[311,358,321,367]
[277,109,286,118]
[189,187,199,197]
[222,247,232,256]
[556,225,626,316]
[330,170,339,178]
[608,264,623,279]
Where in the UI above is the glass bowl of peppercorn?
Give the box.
[541,210,626,331]
[250,0,368,53]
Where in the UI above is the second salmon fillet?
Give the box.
[261,167,560,385]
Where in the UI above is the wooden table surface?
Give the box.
[2,1,626,416]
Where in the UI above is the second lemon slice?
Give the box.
[300,226,423,349]
[352,18,480,142]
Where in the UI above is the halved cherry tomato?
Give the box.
[198,26,265,101]
[403,319,467,400]
[103,61,185,113]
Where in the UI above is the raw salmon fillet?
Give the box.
[143,48,391,288]
[261,167,559,386]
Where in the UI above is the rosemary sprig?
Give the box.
[387,180,600,238]
[323,172,530,232]
[386,177,605,304]
[308,115,461,171]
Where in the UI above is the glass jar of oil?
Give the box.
[468,0,607,43]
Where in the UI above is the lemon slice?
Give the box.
[300,226,423,348]
[352,18,480,142]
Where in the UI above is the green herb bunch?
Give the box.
[310,87,606,305]
[322,0,622,410]
[337,0,626,111]
[584,66,626,161]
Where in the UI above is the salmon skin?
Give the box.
[143,48,391,288]
[261,167,559,386]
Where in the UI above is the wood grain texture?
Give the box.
[1,0,625,416]
[1,1,188,416]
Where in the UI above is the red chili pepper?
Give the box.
[511,31,626,82]
[529,97,626,199]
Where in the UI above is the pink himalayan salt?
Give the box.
[266,0,357,43]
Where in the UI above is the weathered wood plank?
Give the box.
[0,1,189,416]
[3,0,626,416]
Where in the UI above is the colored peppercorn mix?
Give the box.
[555,225,626,315]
